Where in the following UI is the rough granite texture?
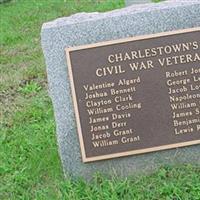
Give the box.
[41,0,200,179]
[125,1,200,6]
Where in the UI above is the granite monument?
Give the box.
[41,0,200,179]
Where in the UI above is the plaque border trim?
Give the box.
[66,27,200,163]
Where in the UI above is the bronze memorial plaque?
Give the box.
[66,28,200,163]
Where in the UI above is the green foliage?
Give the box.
[0,0,11,4]
[0,0,199,199]
[18,81,42,95]
[152,0,163,2]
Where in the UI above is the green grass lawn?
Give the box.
[0,0,200,199]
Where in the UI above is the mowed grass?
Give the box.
[0,0,200,199]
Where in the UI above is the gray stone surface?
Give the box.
[41,0,200,179]
[125,0,200,7]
